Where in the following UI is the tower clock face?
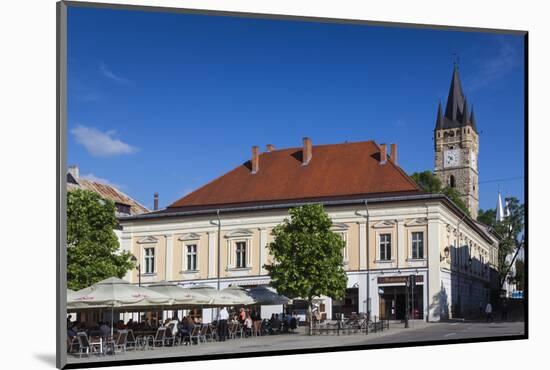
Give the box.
[443,149,460,168]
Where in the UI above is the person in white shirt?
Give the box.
[217,307,229,341]
[244,313,253,337]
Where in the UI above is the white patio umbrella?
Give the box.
[187,285,245,307]
[248,286,290,305]
[68,277,173,336]
[147,281,212,307]
[222,285,256,306]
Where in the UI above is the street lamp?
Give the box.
[441,246,450,262]
[131,254,141,287]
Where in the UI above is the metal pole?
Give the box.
[411,276,415,327]
[138,264,141,287]
[364,200,371,325]
[217,209,221,291]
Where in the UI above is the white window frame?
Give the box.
[379,233,392,261]
[235,241,247,269]
[225,229,253,270]
[144,247,155,274]
[331,223,349,265]
[411,231,424,259]
[186,243,198,271]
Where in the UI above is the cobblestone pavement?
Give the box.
[66,320,525,365]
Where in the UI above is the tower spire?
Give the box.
[444,64,466,122]
[462,98,469,124]
[435,101,444,130]
[470,105,478,133]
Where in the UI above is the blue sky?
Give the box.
[67,6,525,212]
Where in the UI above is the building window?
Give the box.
[411,232,424,259]
[450,175,456,188]
[144,247,155,274]
[379,234,392,261]
[337,232,348,262]
[186,244,197,271]
[235,241,247,268]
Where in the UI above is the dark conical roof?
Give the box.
[462,98,469,124]
[470,106,478,132]
[435,101,444,130]
[435,65,478,133]
[444,65,466,121]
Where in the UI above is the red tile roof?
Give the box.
[168,140,421,210]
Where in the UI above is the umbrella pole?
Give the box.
[111,306,114,338]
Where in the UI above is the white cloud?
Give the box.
[81,173,125,190]
[99,61,133,86]
[466,38,521,92]
[71,125,138,157]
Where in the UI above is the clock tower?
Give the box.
[434,66,479,219]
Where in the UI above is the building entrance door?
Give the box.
[378,285,423,320]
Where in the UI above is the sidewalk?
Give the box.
[67,322,430,364]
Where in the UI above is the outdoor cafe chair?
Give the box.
[227,322,238,339]
[146,326,167,349]
[204,324,216,342]
[198,324,209,343]
[189,325,202,345]
[125,329,146,351]
[164,327,180,347]
[107,330,128,355]
[76,332,101,358]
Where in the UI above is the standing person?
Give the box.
[239,307,246,324]
[244,313,253,337]
[485,302,493,322]
[251,308,262,336]
[217,307,229,342]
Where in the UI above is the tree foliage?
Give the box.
[67,189,134,290]
[490,197,525,284]
[264,204,347,333]
[477,208,496,228]
[514,259,525,291]
[410,170,469,214]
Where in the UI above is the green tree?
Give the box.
[67,189,134,290]
[410,170,469,214]
[492,197,525,285]
[264,204,347,334]
[514,259,525,291]
[477,208,497,228]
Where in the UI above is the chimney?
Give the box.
[390,143,397,164]
[379,143,387,164]
[251,146,260,174]
[68,165,79,179]
[266,144,275,152]
[154,192,159,211]
[302,137,312,165]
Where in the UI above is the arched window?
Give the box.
[450,175,456,188]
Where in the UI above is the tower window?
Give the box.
[468,128,470,134]
[449,131,455,137]
[438,132,441,138]
[450,175,456,188]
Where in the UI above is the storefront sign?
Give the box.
[378,275,424,285]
